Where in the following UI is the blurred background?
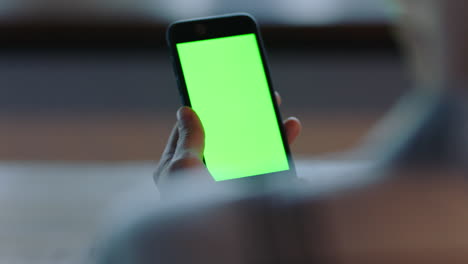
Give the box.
[0,1,434,263]
[0,0,409,160]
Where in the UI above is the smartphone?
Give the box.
[167,13,296,182]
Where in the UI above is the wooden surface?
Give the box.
[0,112,380,161]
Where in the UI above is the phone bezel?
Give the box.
[167,13,297,184]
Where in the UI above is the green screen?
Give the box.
[176,33,289,181]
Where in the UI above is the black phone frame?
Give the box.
[167,13,297,186]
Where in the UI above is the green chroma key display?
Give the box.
[176,33,290,181]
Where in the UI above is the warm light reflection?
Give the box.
[153,0,390,24]
[0,0,391,24]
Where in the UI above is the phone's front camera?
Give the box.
[195,24,207,35]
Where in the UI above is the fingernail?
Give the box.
[287,117,300,122]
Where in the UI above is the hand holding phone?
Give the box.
[162,13,300,183]
[154,97,301,187]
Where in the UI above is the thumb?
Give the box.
[174,106,205,159]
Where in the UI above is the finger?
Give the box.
[161,123,179,158]
[284,117,302,145]
[174,106,205,159]
[275,91,282,106]
[154,123,179,182]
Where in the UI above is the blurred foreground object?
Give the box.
[94,163,467,264]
